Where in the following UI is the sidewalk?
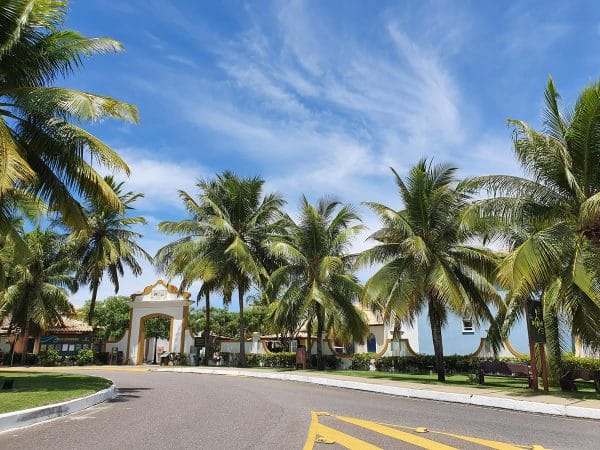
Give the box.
[155,366,600,420]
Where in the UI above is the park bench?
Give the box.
[477,360,532,387]
[559,368,600,392]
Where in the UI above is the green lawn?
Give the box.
[0,372,112,414]
[326,370,600,400]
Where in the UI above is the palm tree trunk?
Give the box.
[88,282,99,325]
[153,337,158,364]
[428,299,445,382]
[203,291,211,366]
[20,317,30,365]
[316,303,324,371]
[543,306,563,385]
[238,286,246,367]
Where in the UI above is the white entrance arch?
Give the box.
[126,280,194,365]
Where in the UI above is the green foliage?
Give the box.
[0,0,138,234]
[77,296,130,340]
[359,160,503,381]
[76,348,94,366]
[188,305,272,338]
[144,316,170,340]
[374,355,485,374]
[350,353,377,370]
[221,351,340,369]
[73,177,150,325]
[39,349,61,366]
[562,355,600,372]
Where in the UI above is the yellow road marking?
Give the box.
[336,415,458,450]
[376,421,530,450]
[303,411,381,450]
[314,423,382,450]
[303,411,320,450]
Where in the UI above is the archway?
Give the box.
[126,280,194,365]
[137,313,173,364]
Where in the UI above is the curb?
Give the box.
[0,384,118,433]
[155,367,600,420]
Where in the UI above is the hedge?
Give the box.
[562,355,600,372]
[221,352,340,369]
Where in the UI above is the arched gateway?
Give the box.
[105,280,195,364]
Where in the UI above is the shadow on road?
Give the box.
[110,387,152,402]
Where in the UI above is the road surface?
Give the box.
[1,369,597,449]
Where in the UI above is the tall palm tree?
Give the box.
[359,160,503,381]
[465,78,600,379]
[74,176,151,325]
[0,0,138,234]
[0,228,77,363]
[266,197,369,370]
[158,172,285,367]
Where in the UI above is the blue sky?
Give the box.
[66,0,600,307]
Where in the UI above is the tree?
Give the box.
[144,316,170,364]
[0,228,77,363]
[0,0,138,234]
[159,172,285,367]
[266,197,369,370]
[77,295,130,340]
[74,176,151,325]
[359,160,502,381]
[465,78,600,379]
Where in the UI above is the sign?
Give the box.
[194,337,205,347]
[527,298,546,343]
[40,335,58,344]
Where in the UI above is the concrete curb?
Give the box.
[155,367,600,420]
[0,384,117,433]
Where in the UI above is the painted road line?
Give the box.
[336,415,459,450]
[303,411,381,450]
[375,421,536,450]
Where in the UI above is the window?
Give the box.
[462,318,474,334]
[367,333,377,353]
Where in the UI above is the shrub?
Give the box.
[562,355,600,372]
[350,353,377,371]
[39,349,61,366]
[77,348,95,366]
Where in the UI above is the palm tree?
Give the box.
[0,0,138,233]
[74,176,151,325]
[359,160,503,381]
[158,173,285,366]
[464,78,600,379]
[0,228,77,363]
[266,197,369,370]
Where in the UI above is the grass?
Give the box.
[0,371,112,414]
[244,366,598,400]
[325,370,599,400]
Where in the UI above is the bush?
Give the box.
[350,353,377,371]
[562,355,600,372]
[221,352,340,369]
[77,348,95,366]
[39,349,61,366]
[375,355,488,374]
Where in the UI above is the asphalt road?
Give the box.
[1,369,598,449]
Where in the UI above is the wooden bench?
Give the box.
[559,369,600,392]
[478,360,532,387]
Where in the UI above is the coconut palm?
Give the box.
[74,176,151,325]
[359,160,503,381]
[0,228,77,363]
[0,0,138,233]
[464,78,600,379]
[158,172,285,366]
[155,211,226,365]
[266,197,369,370]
